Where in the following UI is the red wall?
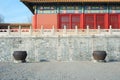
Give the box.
[32,15,35,29]
[36,14,58,29]
[32,13,120,29]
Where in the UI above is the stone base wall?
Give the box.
[0,35,120,62]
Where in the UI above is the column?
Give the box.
[94,14,96,29]
[105,13,109,29]
[80,13,84,29]
[69,14,72,29]
[34,5,37,29]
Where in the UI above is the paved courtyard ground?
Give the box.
[0,61,120,80]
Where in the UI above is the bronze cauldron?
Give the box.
[93,51,107,62]
[13,51,27,62]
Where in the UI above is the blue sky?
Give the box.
[0,0,33,23]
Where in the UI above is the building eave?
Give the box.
[21,0,120,3]
[21,1,34,14]
[20,0,120,14]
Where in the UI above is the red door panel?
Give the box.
[96,14,105,29]
[59,14,70,29]
[109,14,119,29]
[59,14,81,29]
[84,14,94,29]
[71,14,80,29]
[84,14,106,29]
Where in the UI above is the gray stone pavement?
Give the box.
[0,61,120,80]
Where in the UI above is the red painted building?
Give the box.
[21,0,120,29]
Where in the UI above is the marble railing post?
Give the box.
[29,26,32,36]
[86,25,89,35]
[19,25,21,35]
[41,25,44,35]
[7,25,10,35]
[98,25,101,34]
[75,25,78,34]
[52,25,55,35]
[109,25,112,35]
[63,25,67,34]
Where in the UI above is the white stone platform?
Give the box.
[0,61,120,80]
